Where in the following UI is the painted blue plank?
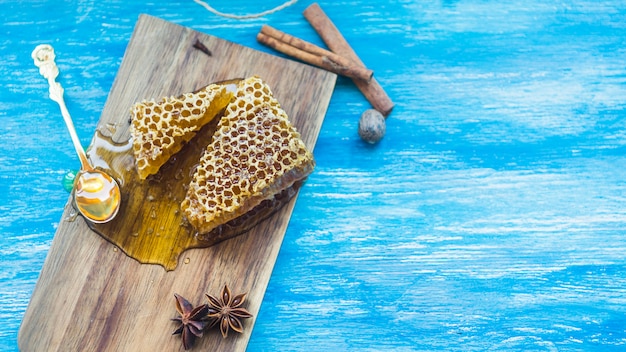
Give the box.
[2,0,625,350]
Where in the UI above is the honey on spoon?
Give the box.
[32,44,121,223]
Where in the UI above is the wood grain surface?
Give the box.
[17,14,335,351]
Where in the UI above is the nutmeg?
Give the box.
[358,109,386,144]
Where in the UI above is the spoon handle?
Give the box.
[31,44,93,171]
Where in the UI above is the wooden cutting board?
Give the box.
[19,14,335,351]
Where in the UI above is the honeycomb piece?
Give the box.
[182,76,315,234]
[130,84,233,179]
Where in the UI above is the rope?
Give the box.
[192,0,299,20]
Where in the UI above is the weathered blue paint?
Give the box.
[2,0,625,350]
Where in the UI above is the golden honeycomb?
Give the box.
[182,76,315,234]
[130,84,233,179]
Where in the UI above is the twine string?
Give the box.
[192,0,298,20]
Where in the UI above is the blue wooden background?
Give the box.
[2,0,626,350]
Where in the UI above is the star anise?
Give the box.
[172,293,209,350]
[206,284,253,338]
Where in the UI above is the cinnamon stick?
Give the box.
[260,25,373,81]
[303,3,394,116]
[257,29,372,82]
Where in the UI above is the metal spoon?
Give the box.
[32,44,121,223]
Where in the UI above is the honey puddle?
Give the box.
[83,115,297,271]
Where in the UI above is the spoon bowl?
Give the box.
[74,170,121,223]
[32,44,122,223]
